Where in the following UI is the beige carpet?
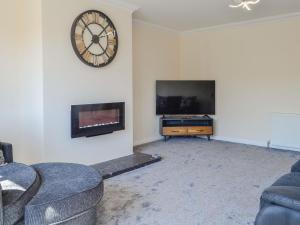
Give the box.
[97,138,300,225]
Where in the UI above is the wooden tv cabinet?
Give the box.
[160,116,214,141]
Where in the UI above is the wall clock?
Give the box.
[71,10,118,68]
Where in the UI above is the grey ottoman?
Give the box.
[25,163,103,225]
[0,163,40,225]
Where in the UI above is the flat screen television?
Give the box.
[156,80,215,115]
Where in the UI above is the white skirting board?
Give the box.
[134,136,163,147]
[134,135,267,148]
[212,136,267,148]
[134,115,300,152]
[271,113,300,152]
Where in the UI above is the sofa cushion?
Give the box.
[272,173,300,188]
[0,163,40,225]
[25,163,103,225]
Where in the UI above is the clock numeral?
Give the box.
[105,31,116,38]
[106,26,113,33]
[76,42,86,54]
[93,12,96,23]
[93,55,97,66]
[108,39,117,45]
[106,47,114,57]
[77,20,85,30]
[83,51,92,62]
[93,12,100,24]
[82,14,91,24]
[93,55,101,66]
[89,54,95,64]
[101,54,109,64]
[74,33,83,41]
[98,55,103,64]
[100,18,108,27]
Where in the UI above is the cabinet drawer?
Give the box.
[187,126,213,135]
[163,127,188,136]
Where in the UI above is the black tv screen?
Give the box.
[156,80,215,115]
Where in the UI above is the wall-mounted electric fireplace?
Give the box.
[71,102,125,138]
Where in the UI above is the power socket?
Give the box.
[267,140,271,148]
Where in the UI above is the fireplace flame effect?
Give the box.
[80,121,119,129]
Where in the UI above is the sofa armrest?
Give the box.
[262,186,300,212]
[0,184,3,225]
[0,142,13,163]
[291,160,300,173]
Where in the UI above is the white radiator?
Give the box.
[271,113,300,152]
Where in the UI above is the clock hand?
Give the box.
[99,31,115,38]
[247,0,260,5]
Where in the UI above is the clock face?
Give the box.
[71,10,118,68]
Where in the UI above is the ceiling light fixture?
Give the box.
[229,0,260,11]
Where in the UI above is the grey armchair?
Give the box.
[255,160,300,225]
[0,142,13,163]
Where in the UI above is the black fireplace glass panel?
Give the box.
[71,102,125,138]
[79,109,120,129]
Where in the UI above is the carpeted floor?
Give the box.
[96,138,300,225]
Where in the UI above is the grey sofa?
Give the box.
[0,142,103,225]
[255,160,300,225]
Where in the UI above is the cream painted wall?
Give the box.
[42,0,134,164]
[3,2,300,163]
[180,17,300,146]
[133,21,180,145]
[0,0,43,164]
[1,0,134,164]
[0,1,22,159]
[19,0,44,163]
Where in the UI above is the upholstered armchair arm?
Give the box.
[0,142,13,163]
[291,160,300,173]
[262,186,300,212]
[0,184,3,225]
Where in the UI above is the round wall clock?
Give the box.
[71,10,118,68]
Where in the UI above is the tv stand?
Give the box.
[160,116,214,141]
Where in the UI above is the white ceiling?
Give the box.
[115,0,300,31]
